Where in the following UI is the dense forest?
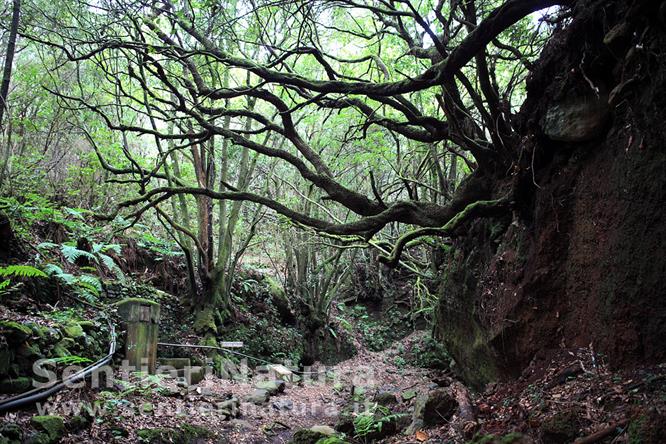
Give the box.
[0,0,665,442]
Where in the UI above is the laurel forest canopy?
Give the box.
[3,0,570,319]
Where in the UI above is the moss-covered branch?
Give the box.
[378,197,512,267]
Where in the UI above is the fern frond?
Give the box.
[78,275,102,293]
[44,264,64,276]
[61,245,98,264]
[75,281,100,297]
[93,243,121,254]
[99,253,124,279]
[0,265,47,278]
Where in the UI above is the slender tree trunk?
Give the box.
[0,0,21,187]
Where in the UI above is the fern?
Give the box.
[99,253,124,279]
[44,264,64,275]
[0,280,10,291]
[0,265,47,278]
[93,243,122,255]
[61,245,98,264]
[44,264,76,285]
[75,281,100,298]
[78,275,102,293]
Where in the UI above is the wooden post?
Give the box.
[115,298,160,374]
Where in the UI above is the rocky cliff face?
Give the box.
[435,0,666,388]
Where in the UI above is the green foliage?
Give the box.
[44,265,101,302]
[405,336,451,370]
[44,355,93,365]
[134,228,183,258]
[0,265,47,296]
[0,265,47,278]
[353,403,405,441]
[344,305,413,352]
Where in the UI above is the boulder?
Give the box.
[246,389,269,405]
[373,391,397,406]
[408,388,458,431]
[255,379,285,395]
[272,398,294,411]
[62,323,84,339]
[157,358,191,369]
[540,410,583,444]
[290,429,327,444]
[30,416,64,444]
[542,96,609,143]
[0,321,32,341]
[309,425,335,436]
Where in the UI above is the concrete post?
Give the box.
[115,298,160,374]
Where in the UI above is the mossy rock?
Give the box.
[179,424,213,441]
[540,410,582,443]
[77,321,95,331]
[0,422,21,442]
[66,415,90,432]
[52,339,75,357]
[137,424,213,443]
[290,429,328,444]
[255,380,285,395]
[30,416,64,444]
[0,321,32,341]
[414,388,458,426]
[193,308,218,334]
[0,376,32,394]
[62,323,84,339]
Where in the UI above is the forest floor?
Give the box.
[3,330,665,443]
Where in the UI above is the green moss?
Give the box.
[137,428,165,442]
[113,297,160,307]
[66,415,89,432]
[0,321,32,340]
[193,308,218,334]
[199,333,218,348]
[541,410,580,442]
[179,424,213,440]
[62,322,84,339]
[500,433,527,444]
[290,429,327,444]
[30,416,64,443]
[137,424,212,443]
[265,276,285,298]
[0,377,32,394]
[315,438,348,444]
[29,324,49,339]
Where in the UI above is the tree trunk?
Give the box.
[0,0,21,187]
